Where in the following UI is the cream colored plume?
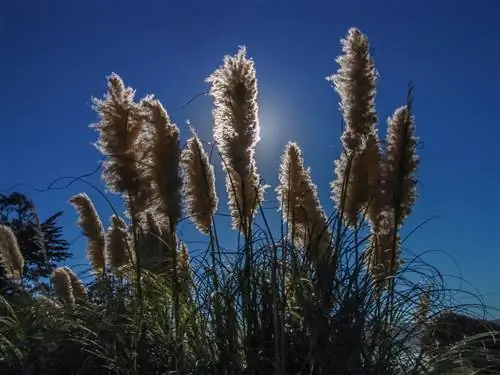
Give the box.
[328,28,382,227]
[384,104,419,227]
[51,267,75,306]
[276,142,332,263]
[207,46,265,231]
[141,97,183,228]
[91,73,148,197]
[327,27,378,153]
[181,128,218,234]
[69,193,106,273]
[105,215,130,269]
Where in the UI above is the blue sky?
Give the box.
[1,1,499,312]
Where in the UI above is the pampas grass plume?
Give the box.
[181,128,218,234]
[0,224,24,281]
[69,193,106,273]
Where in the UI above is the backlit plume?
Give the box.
[181,128,218,234]
[384,104,419,227]
[207,46,265,231]
[327,28,378,153]
[142,97,183,228]
[276,142,332,263]
[105,215,130,269]
[91,73,145,197]
[69,193,106,273]
[328,28,382,227]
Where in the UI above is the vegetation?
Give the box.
[0,192,71,293]
[1,27,499,374]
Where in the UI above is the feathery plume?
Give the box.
[69,193,106,273]
[364,133,384,228]
[363,92,419,291]
[63,266,86,300]
[181,128,218,234]
[328,28,382,226]
[276,142,332,263]
[384,103,419,227]
[207,46,265,231]
[141,97,183,228]
[327,27,378,153]
[105,215,130,269]
[91,73,147,197]
[51,267,75,306]
[332,132,382,226]
[0,224,24,281]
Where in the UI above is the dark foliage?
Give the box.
[422,311,500,374]
[0,192,72,292]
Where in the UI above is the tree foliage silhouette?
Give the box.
[0,192,72,292]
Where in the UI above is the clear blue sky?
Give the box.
[1,1,499,311]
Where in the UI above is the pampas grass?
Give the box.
[1,27,496,375]
[142,97,183,229]
[69,193,106,274]
[105,215,131,270]
[0,225,23,281]
[51,267,75,306]
[207,46,265,233]
[276,142,332,264]
[181,128,218,235]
